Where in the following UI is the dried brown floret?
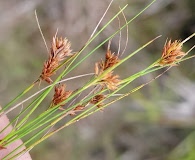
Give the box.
[95,49,120,75]
[158,39,186,66]
[95,47,121,90]
[51,84,72,107]
[99,72,121,90]
[90,94,105,108]
[104,49,120,70]
[40,37,72,83]
[69,105,85,116]
[51,37,72,61]
[40,58,59,83]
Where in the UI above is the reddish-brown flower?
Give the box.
[40,37,72,83]
[51,37,72,61]
[90,94,105,108]
[69,105,85,116]
[95,48,121,90]
[51,84,72,107]
[100,72,121,90]
[40,58,59,83]
[95,49,120,75]
[102,49,120,70]
[158,39,186,66]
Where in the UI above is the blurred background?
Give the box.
[0,0,195,159]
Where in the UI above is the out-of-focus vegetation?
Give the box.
[0,0,194,160]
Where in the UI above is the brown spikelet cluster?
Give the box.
[95,48,121,90]
[99,72,121,90]
[100,49,120,71]
[90,94,105,108]
[158,39,186,66]
[68,105,86,116]
[40,37,72,83]
[68,94,106,114]
[49,42,121,114]
[51,84,72,107]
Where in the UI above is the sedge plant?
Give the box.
[0,0,195,159]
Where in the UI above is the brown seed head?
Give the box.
[158,39,186,66]
[95,49,121,90]
[40,58,59,83]
[40,37,72,83]
[51,37,72,61]
[69,105,85,116]
[90,94,105,108]
[51,84,72,107]
[100,72,121,90]
[95,49,120,75]
[104,49,120,70]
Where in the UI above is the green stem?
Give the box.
[0,83,36,116]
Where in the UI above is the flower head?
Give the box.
[90,94,105,108]
[40,37,72,83]
[99,71,121,90]
[95,48,121,90]
[103,49,120,70]
[68,105,85,116]
[51,37,72,61]
[158,39,186,66]
[95,49,120,75]
[40,58,59,83]
[51,84,72,107]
